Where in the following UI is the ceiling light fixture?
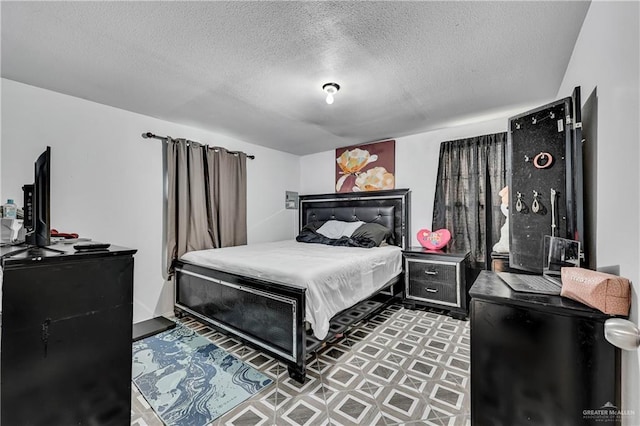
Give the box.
[322,82,340,105]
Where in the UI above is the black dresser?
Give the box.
[470,271,622,426]
[1,243,136,425]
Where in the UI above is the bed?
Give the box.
[173,188,410,382]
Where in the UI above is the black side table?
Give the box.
[402,247,473,319]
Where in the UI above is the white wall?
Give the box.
[1,78,300,323]
[557,2,640,423]
[300,115,534,246]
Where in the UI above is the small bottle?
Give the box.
[3,199,17,219]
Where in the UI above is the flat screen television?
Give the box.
[25,146,51,247]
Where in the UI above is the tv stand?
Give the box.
[27,245,65,255]
[0,242,137,425]
[0,243,64,260]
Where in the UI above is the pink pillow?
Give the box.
[417,228,451,250]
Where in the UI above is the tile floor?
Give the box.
[130,303,471,426]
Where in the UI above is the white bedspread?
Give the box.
[180,240,402,340]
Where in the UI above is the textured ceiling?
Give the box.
[1,1,590,155]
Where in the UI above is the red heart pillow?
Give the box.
[417,228,451,250]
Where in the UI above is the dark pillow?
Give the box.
[351,223,394,246]
[301,220,326,232]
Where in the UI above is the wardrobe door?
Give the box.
[508,97,574,273]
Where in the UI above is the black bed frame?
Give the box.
[173,188,410,382]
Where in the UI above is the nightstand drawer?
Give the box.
[408,279,457,304]
[406,259,458,285]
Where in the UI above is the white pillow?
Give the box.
[316,220,365,239]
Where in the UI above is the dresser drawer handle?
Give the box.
[425,270,438,276]
[426,288,438,293]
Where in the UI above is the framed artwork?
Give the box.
[335,140,395,193]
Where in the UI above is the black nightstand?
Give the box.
[402,247,472,319]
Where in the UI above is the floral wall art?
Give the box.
[335,140,396,193]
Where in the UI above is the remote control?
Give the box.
[73,243,111,251]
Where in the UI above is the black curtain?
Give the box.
[432,132,507,269]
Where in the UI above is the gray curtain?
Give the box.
[432,132,507,269]
[166,138,247,273]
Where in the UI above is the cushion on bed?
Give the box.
[352,222,394,246]
[301,220,326,232]
[316,220,365,239]
[296,228,377,248]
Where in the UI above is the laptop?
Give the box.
[498,236,581,295]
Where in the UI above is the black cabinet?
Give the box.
[1,244,136,425]
[470,271,621,426]
[403,248,472,319]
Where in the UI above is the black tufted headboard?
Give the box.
[298,189,410,249]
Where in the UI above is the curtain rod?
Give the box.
[141,132,255,160]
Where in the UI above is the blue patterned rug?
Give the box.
[132,324,273,426]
